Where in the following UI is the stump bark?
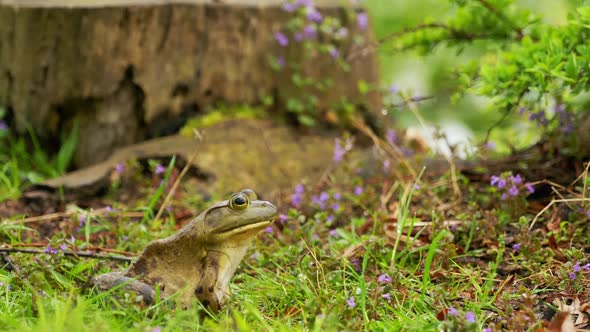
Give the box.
[0,0,381,166]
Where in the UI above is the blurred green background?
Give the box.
[364,0,577,152]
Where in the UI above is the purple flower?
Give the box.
[78,214,86,227]
[306,7,323,23]
[122,235,129,241]
[386,129,397,145]
[388,84,398,94]
[250,252,259,261]
[354,186,363,196]
[59,244,67,251]
[510,174,523,185]
[333,192,342,200]
[152,327,162,332]
[448,307,458,316]
[382,293,391,300]
[333,138,346,163]
[582,263,590,271]
[312,191,330,209]
[501,193,509,201]
[331,203,340,211]
[274,32,289,46]
[294,32,303,42]
[291,184,304,207]
[465,311,476,323]
[43,245,58,255]
[484,141,496,150]
[351,258,361,272]
[497,179,506,188]
[483,328,493,332]
[282,1,298,12]
[525,183,535,194]
[303,25,317,39]
[569,272,577,280]
[154,164,166,175]
[328,229,338,237]
[377,273,392,284]
[105,206,114,213]
[586,209,590,218]
[573,262,581,273]
[414,183,421,190]
[276,56,286,69]
[329,47,339,59]
[336,27,348,38]
[319,191,329,202]
[512,243,521,252]
[296,0,312,6]
[114,163,125,175]
[490,175,500,186]
[0,121,7,131]
[357,12,368,30]
[347,296,356,308]
[508,186,519,196]
[279,213,288,223]
[264,226,274,234]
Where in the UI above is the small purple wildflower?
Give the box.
[78,214,86,227]
[512,243,521,252]
[59,244,67,251]
[274,32,289,46]
[333,192,342,200]
[448,307,458,317]
[296,0,312,6]
[483,328,493,332]
[43,245,58,255]
[0,121,7,131]
[122,235,129,241]
[501,193,509,201]
[582,263,590,271]
[306,7,323,23]
[69,235,75,243]
[388,84,398,94]
[357,12,368,30]
[154,164,166,175]
[497,179,506,188]
[414,183,421,190]
[354,186,363,196]
[303,25,317,39]
[282,1,298,12]
[484,141,496,150]
[490,175,500,186]
[250,252,259,261]
[291,184,304,207]
[351,258,361,272]
[105,206,114,213]
[331,203,340,211]
[508,186,519,196]
[386,129,397,145]
[152,327,162,332]
[329,47,339,59]
[333,138,346,163]
[279,213,288,223]
[377,273,392,284]
[264,226,274,234]
[573,262,581,273]
[569,272,577,280]
[586,209,590,218]
[328,229,338,237]
[382,293,391,300]
[510,174,523,185]
[114,163,125,175]
[336,27,348,38]
[347,296,356,308]
[326,214,335,223]
[319,191,329,202]
[465,311,476,323]
[525,183,535,194]
[276,56,286,69]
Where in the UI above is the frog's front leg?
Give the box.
[90,272,157,305]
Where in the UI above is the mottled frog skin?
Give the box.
[91,189,277,311]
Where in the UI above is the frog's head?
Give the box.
[202,189,278,242]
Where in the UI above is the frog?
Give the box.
[90,189,277,312]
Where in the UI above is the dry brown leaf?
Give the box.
[547,312,576,332]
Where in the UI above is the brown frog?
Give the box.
[90,189,277,312]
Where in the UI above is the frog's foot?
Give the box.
[90,272,157,305]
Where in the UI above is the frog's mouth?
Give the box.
[213,218,274,235]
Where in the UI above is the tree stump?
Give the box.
[0,0,381,167]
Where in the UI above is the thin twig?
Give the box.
[0,247,134,262]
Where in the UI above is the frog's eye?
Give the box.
[229,193,249,210]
